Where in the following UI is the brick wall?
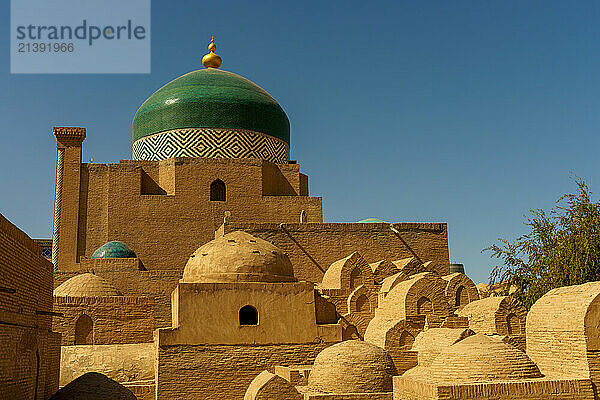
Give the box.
[156,342,332,400]
[59,342,154,386]
[0,212,61,399]
[393,376,594,400]
[55,269,181,329]
[57,156,323,272]
[53,296,154,345]
[223,222,450,284]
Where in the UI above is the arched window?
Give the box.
[399,330,415,350]
[416,296,433,316]
[75,314,93,345]
[349,267,362,290]
[210,179,226,201]
[455,285,469,308]
[356,294,370,312]
[342,324,360,340]
[506,313,521,335]
[239,305,258,325]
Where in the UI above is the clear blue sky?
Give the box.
[1,1,599,284]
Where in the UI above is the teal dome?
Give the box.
[91,241,137,259]
[358,218,388,223]
[132,68,290,144]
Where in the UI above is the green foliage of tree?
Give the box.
[485,177,600,309]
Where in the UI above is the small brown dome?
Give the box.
[182,231,296,283]
[54,273,122,297]
[308,340,397,393]
[405,334,542,383]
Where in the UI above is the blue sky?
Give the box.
[1,1,599,284]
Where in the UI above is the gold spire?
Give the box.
[202,37,222,69]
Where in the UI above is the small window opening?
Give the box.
[416,296,433,316]
[239,305,258,325]
[356,294,370,312]
[210,179,226,201]
[399,330,415,350]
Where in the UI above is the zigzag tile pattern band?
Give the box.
[52,148,64,268]
[132,128,290,163]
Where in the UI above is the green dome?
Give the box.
[91,241,137,259]
[132,68,290,144]
[358,218,388,223]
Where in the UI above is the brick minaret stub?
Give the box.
[54,126,86,148]
[53,127,85,270]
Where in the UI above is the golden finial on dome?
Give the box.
[202,37,222,69]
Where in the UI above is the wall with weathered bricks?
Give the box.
[54,268,181,329]
[526,282,600,384]
[223,222,450,284]
[306,393,392,400]
[160,282,330,345]
[59,342,154,386]
[53,296,154,345]
[156,342,331,400]
[57,153,323,272]
[0,212,61,399]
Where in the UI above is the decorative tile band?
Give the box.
[52,148,64,268]
[132,128,290,163]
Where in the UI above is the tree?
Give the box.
[485,176,600,309]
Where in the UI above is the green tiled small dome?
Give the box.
[132,68,290,144]
[91,241,137,259]
[358,218,388,223]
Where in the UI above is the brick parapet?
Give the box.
[53,295,153,305]
[223,222,450,283]
[53,295,154,345]
[156,342,332,400]
[0,213,50,266]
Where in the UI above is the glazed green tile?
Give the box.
[357,218,388,223]
[91,241,137,259]
[132,68,290,144]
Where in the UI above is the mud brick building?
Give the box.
[3,39,597,399]
[0,213,61,399]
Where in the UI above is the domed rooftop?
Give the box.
[182,231,296,283]
[307,340,397,393]
[54,273,122,297]
[132,40,290,163]
[49,372,136,400]
[91,241,137,259]
[133,68,289,143]
[404,334,542,383]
